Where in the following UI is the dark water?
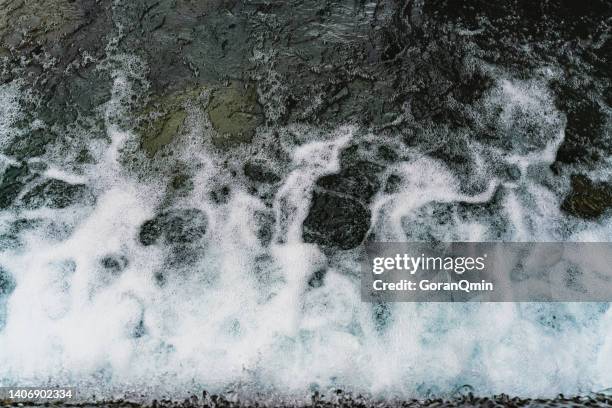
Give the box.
[0,0,611,402]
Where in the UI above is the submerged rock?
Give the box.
[142,109,188,156]
[21,179,94,209]
[0,266,16,331]
[303,191,371,251]
[253,209,275,247]
[561,175,612,220]
[100,254,129,275]
[243,161,280,184]
[139,86,207,156]
[208,83,263,149]
[138,81,263,156]
[0,267,16,297]
[303,155,382,250]
[0,163,36,210]
[4,129,56,160]
[138,208,208,246]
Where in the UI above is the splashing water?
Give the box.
[0,30,611,403]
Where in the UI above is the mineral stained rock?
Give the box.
[562,175,612,220]
[208,83,263,149]
[139,86,207,156]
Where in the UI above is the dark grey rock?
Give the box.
[302,149,383,250]
[138,218,164,246]
[0,267,16,297]
[307,269,326,289]
[170,174,194,194]
[4,128,56,160]
[209,185,231,204]
[100,254,129,275]
[253,209,274,247]
[0,163,35,210]
[0,266,16,331]
[164,210,208,244]
[552,84,609,167]
[303,191,371,250]
[376,145,398,162]
[138,208,208,246]
[21,179,94,209]
[244,162,280,184]
[316,162,382,202]
[384,174,403,194]
[165,245,201,267]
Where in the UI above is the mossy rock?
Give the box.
[141,109,188,156]
[208,83,263,149]
[139,86,207,156]
[561,175,612,220]
[0,0,83,49]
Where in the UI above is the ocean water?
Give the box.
[0,8,612,403]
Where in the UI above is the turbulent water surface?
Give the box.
[0,0,611,402]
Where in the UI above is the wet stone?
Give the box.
[21,179,95,209]
[170,174,194,193]
[302,191,371,250]
[165,245,201,267]
[0,163,35,210]
[307,269,326,289]
[138,86,206,157]
[0,267,16,297]
[4,128,56,160]
[553,85,609,166]
[141,109,188,157]
[384,174,403,194]
[243,162,280,184]
[561,175,612,220]
[0,266,16,331]
[100,255,129,275]
[138,208,208,246]
[376,145,399,162]
[303,156,382,250]
[209,185,231,204]
[315,162,382,202]
[208,83,263,149]
[253,209,275,247]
